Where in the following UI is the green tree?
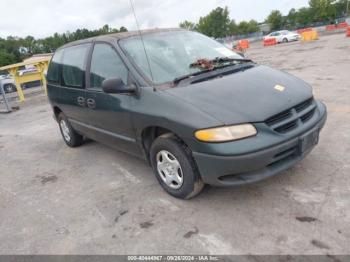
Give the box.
[119,26,128,32]
[247,20,260,33]
[237,21,250,34]
[334,0,349,17]
[267,10,284,30]
[196,7,231,38]
[0,24,128,67]
[228,20,239,35]
[295,7,313,27]
[285,8,298,29]
[179,20,196,30]
[21,36,35,54]
[0,50,16,67]
[309,0,336,22]
[101,24,110,34]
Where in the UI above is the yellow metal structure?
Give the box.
[0,57,51,102]
[301,30,319,41]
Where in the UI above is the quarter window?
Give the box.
[89,43,128,88]
[62,44,89,88]
[47,49,63,83]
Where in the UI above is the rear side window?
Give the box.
[62,44,90,88]
[47,49,63,83]
[89,43,128,88]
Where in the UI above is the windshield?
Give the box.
[119,30,244,85]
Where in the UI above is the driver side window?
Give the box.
[89,43,128,88]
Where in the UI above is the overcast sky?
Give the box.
[0,0,309,38]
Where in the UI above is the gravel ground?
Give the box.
[0,33,349,255]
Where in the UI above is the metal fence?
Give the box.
[218,32,264,48]
[0,79,12,113]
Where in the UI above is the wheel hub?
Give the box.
[60,120,71,142]
[156,150,183,189]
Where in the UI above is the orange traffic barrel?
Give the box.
[237,39,250,49]
[297,28,313,34]
[263,38,277,46]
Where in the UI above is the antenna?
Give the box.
[129,0,155,90]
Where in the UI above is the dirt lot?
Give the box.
[0,33,349,255]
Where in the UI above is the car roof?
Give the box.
[59,28,185,49]
[271,30,289,34]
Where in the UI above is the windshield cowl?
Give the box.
[172,62,255,87]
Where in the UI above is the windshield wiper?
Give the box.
[172,69,213,86]
[172,57,253,86]
[210,57,253,64]
[189,57,253,70]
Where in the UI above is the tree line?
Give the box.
[0,25,127,68]
[268,0,348,31]
[179,0,349,38]
[179,7,260,38]
[1,0,349,67]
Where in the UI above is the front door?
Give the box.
[85,42,141,156]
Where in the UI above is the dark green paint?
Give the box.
[47,29,327,186]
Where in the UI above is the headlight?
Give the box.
[195,124,257,142]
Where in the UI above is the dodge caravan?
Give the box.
[47,29,327,199]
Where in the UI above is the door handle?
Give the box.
[77,96,85,107]
[86,98,96,109]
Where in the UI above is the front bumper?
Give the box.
[193,101,327,186]
[291,35,300,41]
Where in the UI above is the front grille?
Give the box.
[295,98,313,112]
[265,109,292,126]
[301,108,316,123]
[265,98,316,134]
[275,120,298,133]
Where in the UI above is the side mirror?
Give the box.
[102,77,135,94]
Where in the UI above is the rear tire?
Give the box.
[282,38,288,43]
[58,113,83,147]
[150,134,204,199]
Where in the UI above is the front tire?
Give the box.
[150,134,204,199]
[58,113,83,147]
[282,38,288,43]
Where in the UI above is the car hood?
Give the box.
[164,65,313,125]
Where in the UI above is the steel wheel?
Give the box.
[60,119,71,142]
[156,150,184,189]
[150,134,204,199]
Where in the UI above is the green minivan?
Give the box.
[47,28,327,199]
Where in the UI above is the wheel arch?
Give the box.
[140,125,187,163]
[53,106,62,121]
[144,125,205,198]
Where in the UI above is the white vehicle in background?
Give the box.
[264,30,301,43]
[0,68,42,93]
[0,75,17,93]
